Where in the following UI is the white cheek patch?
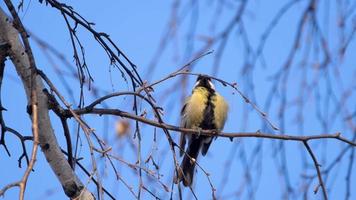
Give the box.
[194,80,201,88]
[208,80,215,90]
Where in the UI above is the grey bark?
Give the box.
[0,7,94,200]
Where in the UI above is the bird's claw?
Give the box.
[197,128,202,137]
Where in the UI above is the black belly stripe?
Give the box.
[199,90,216,155]
[191,90,216,140]
[200,92,216,130]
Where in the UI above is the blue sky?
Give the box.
[1,0,355,199]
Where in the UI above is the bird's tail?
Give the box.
[175,138,201,187]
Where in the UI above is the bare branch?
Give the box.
[63,107,356,146]
[303,141,328,199]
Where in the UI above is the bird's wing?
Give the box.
[179,97,189,156]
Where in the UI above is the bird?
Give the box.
[175,75,228,187]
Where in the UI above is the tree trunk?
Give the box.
[0,8,94,200]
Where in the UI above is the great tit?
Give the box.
[175,75,228,187]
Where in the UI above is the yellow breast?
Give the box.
[182,87,209,129]
[211,93,228,130]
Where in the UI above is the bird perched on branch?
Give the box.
[175,75,228,187]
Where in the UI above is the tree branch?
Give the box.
[62,107,356,146]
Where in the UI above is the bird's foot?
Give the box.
[197,127,202,137]
[212,129,219,135]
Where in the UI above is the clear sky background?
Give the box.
[0,0,355,200]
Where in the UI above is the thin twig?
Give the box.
[18,90,40,200]
[303,141,328,199]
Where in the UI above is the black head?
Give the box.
[194,75,215,92]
